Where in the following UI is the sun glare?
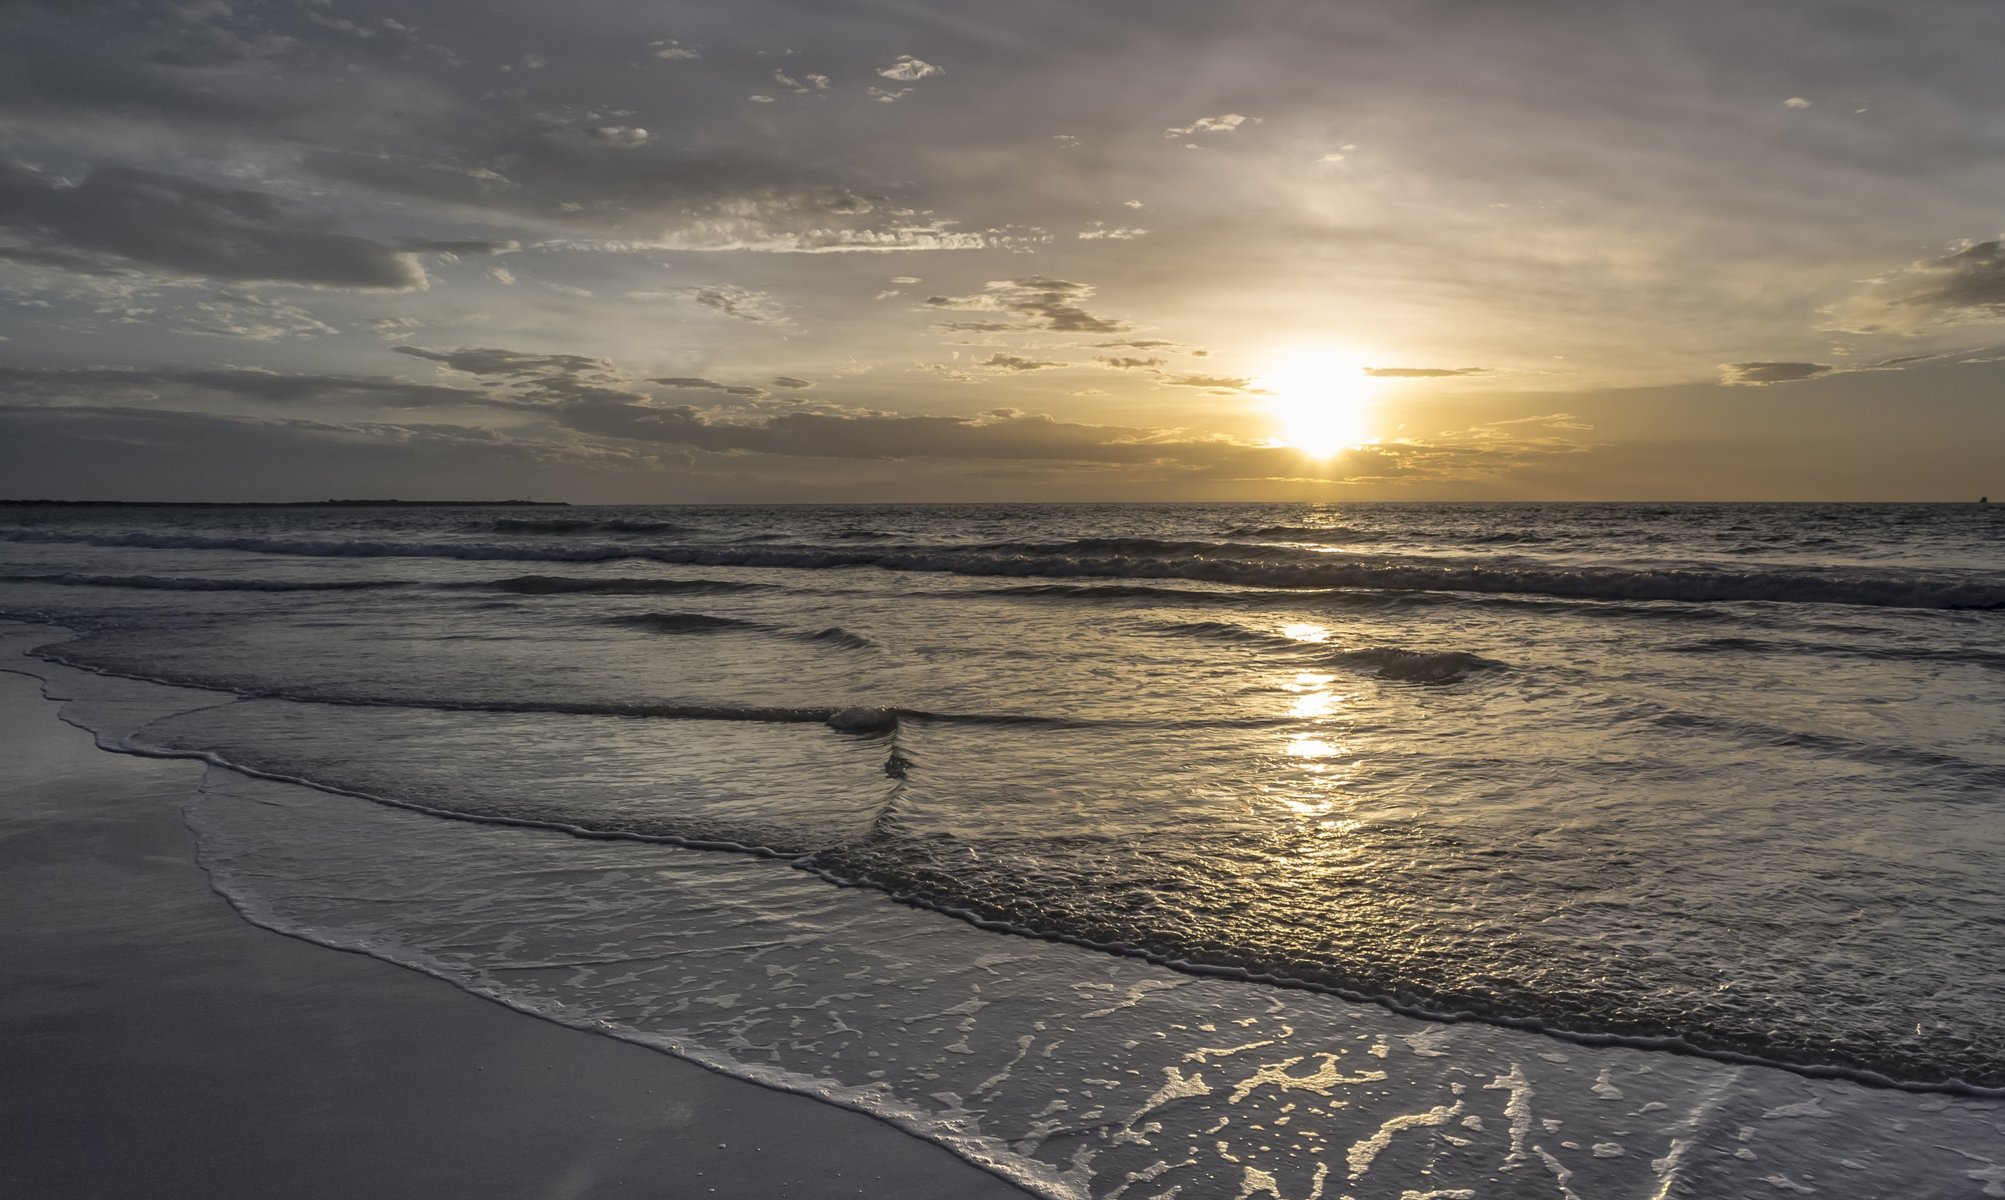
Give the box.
[1257,347,1380,457]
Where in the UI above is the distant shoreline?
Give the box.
[0,499,569,508]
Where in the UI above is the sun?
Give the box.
[1256,346,1380,457]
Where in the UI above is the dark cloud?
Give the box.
[0,364,502,409]
[683,286,784,324]
[0,403,634,503]
[1838,238,2005,331]
[1904,240,2005,314]
[1365,366,1489,378]
[401,238,519,258]
[977,353,1063,372]
[650,376,769,398]
[1159,374,1252,389]
[395,345,609,379]
[1717,361,1839,385]
[557,402,1225,464]
[1097,356,1165,370]
[926,278,1131,334]
[934,320,1024,333]
[769,376,815,390]
[0,162,473,289]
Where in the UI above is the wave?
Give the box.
[486,517,704,535]
[971,583,1261,605]
[482,574,774,596]
[1330,647,1505,684]
[608,611,768,634]
[4,527,2002,609]
[1664,635,2005,672]
[605,611,880,652]
[1222,523,1380,542]
[803,626,882,651]
[801,852,2005,1098]
[0,572,409,593]
[1147,622,1503,683]
[1224,523,1552,547]
[1146,619,1304,648]
[27,643,1091,734]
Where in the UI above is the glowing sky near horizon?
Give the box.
[1,0,2001,501]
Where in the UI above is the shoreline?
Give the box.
[18,627,2000,1100]
[0,667,1028,1200]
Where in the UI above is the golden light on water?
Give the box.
[1288,691,1337,718]
[1286,734,1341,759]
[1257,347,1381,458]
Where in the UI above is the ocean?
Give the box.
[4,500,2003,1197]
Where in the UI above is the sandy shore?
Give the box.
[0,668,1027,1200]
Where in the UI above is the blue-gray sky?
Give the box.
[2,0,2001,500]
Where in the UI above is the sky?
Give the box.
[1,0,2002,502]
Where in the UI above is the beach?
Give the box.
[0,667,1027,1200]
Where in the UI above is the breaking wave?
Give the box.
[4,526,1998,610]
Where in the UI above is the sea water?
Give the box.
[3,501,2002,1196]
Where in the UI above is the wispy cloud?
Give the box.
[925,278,1131,333]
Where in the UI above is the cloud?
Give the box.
[1833,238,2005,332]
[1164,113,1257,137]
[683,285,786,324]
[977,353,1063,372]
[925,277,1131,333]
[1364,366,1489,378]
[400,238,519,258]
[395,345,610,379]
[0,161,470,290]
[1077,225,1149,240]
[181,291,339,340]
[1783,97,1811,109]
[557,402,1238,465]
[0,356,1596,492]
[1717,361,1839,385]
[876,55,943,82]
[0,403,641,502]
[652,214,990,254]
[1158,374,1253,389]
[0,363,502,409]
[769,376,815,390]
[587,126,651,148]
[650,40,698,61]
[934,320,1023,332]
[650,376,768,398]
[1096,356,1164,370]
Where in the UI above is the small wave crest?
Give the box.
[0,572,408,592]
[1330,647,1505,684]
[608,611,767,634]
[487,517,703,535]
[803,626,882,651]
[485,575,773,596]
[1222,523,1380,542]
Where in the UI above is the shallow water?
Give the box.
[4,501,2004,1195]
